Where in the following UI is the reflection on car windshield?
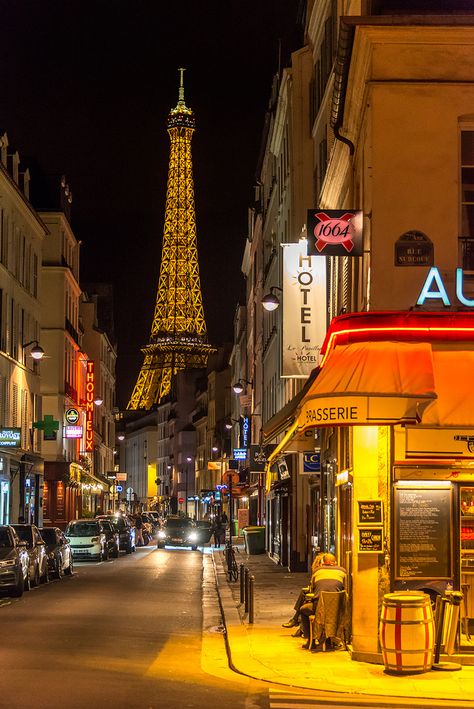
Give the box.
[165,518,192,528]
[0,528,11,547]
[39,528,56,545]
[12,526,32,543]
[66,522,100,537]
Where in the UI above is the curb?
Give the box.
[209,549,474,709]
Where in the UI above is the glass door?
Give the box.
[460,486,474,650]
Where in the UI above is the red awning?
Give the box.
[295,341,437,431]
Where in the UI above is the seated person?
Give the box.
[282,553,324,633]
[299,552,346,649]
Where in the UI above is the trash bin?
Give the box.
[379,591,435,674]
[242,526,265,555]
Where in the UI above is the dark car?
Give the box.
[11,523,49,586]
[195,520,213,545]
[156,516,199,550]
[39,527,74,578]
[99,520,120,558]
[0,525,29,597]
[96,515,136,554]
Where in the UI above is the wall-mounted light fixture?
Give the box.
[261,285,282,312]
[94,397,103,406]
[23,340,45,360]
[117,434,125,441]
[232,379,253,394]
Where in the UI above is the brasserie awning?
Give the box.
[265,311,474,472]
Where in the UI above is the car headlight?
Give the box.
[188,532,198,541]
[158,530,166,539]
[0,559,16,567]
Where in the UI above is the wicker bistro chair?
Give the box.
[308,590,349,651]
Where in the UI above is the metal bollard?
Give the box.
[248,575,255,624]
[244,567,250,613]
[240,564,245,604]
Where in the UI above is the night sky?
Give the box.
[0,1,302,407]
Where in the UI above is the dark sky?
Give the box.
[0,0,302,407]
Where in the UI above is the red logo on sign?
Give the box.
[312,212,356,253]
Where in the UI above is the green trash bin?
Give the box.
[243,526,265,554]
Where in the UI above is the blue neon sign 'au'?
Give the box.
[417,268,474,307]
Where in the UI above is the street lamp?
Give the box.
[261,285,283,311]
[232,378,253,394]
[22,339,45,360]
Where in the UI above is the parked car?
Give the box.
[99,520,120,558]
[195,520,213,545]
[0,525,30,597]
[96,515,136,554]
[39,527,74,578]
[11,523,49,585]
[157,516,199,550]
[65,519,107,561]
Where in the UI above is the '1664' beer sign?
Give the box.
[307,209,363,257]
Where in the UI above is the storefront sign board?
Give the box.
[406,426,474,458]
[394,485,453,580]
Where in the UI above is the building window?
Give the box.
[460,130,474,269]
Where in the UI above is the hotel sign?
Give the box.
[282,243,327,378]
[85,360,95,452]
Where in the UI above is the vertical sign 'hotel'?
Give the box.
[85,361,95,452]
[282,243,327,378]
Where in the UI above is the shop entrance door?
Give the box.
[460,485,474,651]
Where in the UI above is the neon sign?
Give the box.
[85,360,94,451]
[417,268,474,307]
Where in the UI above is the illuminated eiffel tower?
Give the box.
[128,69,214,410]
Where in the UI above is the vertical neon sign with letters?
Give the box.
[85,361,95,452]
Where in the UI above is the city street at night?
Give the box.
[0,546,260,709]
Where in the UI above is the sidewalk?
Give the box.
[212,542,474,707]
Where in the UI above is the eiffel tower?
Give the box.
[128,69,214,410]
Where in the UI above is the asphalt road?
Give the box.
[0,544,395,709]
[0,545,270,709]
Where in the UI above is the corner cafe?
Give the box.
[267,310,474,663]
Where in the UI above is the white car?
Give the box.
[65,519,107,561]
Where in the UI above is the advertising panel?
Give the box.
[307,209,363,256]
[282,243,327,378]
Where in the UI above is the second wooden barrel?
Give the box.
[379,591,434,674]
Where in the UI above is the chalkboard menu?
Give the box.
[358,500,383,525]
[358,527,384,553]
[394,486,452,580]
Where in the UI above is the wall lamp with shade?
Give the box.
[225,418,240,430]
[94,397,103,406]
[117,434,125,441]
[232,379,253,394]
[261,285,282,312]
[23,339,45,360]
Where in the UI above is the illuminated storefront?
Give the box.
[268,311,474,662]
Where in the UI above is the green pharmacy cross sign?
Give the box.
[34,415,60,441]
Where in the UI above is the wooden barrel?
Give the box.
[379,591,434,674]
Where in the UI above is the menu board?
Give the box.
[358,500,383,525]
[395,486,452,580]
[358,527,384,553]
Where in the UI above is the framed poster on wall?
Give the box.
[394,485,453,580]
